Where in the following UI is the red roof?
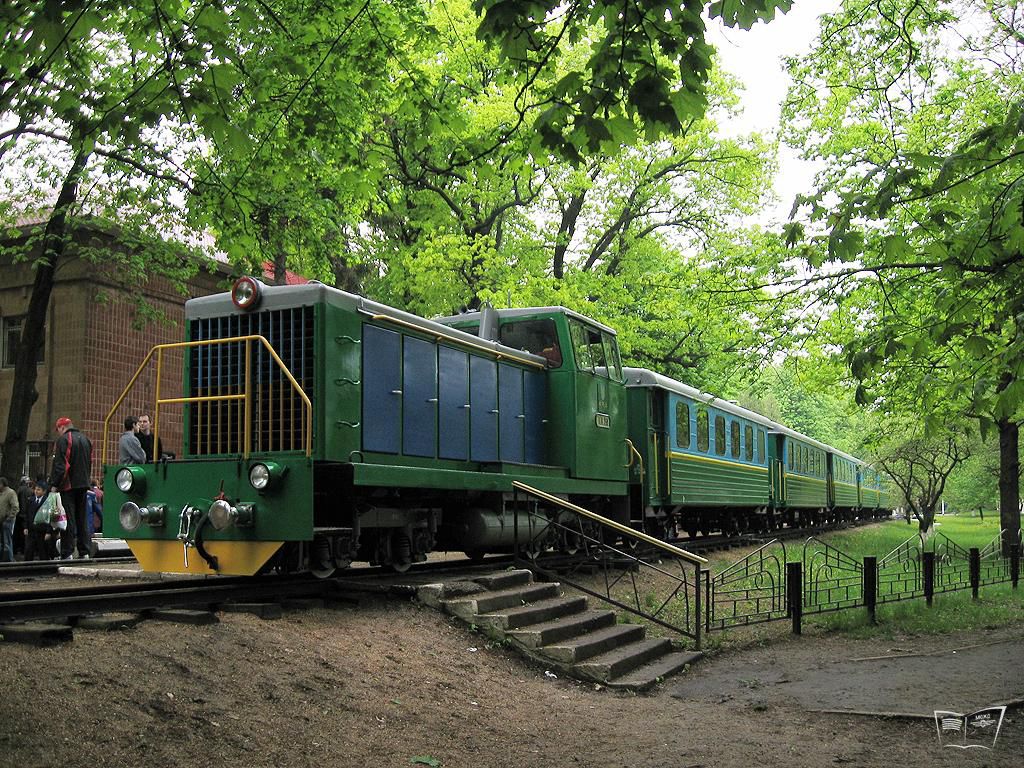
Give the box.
[261,262,310,285]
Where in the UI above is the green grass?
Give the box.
[808,582,1024,639]
[815,515,1011,558]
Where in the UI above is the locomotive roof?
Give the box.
[434,306,618,335]
[185,280,548,367]
[622,367,863,464]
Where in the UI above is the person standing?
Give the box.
[15,475,32,557]
[0,477,19,562]
[118,416,146,465]
[136,414,163,463]
[50,416,92,560]
[23,480,56,561]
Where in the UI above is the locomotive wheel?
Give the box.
[310,537,337,579]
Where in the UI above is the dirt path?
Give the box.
[2,590,1023,767]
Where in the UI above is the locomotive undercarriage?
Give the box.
[294,482,614,576]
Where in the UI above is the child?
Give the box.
[24,481,58,561]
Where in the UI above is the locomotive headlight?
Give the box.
[208,500,255,531]
[119,502,166,532]
[119,502,142,531]
[248,461,285,492]
[116,466,146,494]
[231,276,263,311]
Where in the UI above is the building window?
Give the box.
[675,402,690,449]
[2,316,43,368]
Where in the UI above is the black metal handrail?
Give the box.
[509,481,706,647]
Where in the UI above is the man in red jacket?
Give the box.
[50,416,93,559]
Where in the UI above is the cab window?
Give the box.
[697,408,709,452]
[714,415,726,455]
[675,402,690,449]
[570,321,593,371]
[570,320,611,376]
[602,331,623,381]
[499,319,562,367]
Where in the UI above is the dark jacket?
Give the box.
[137,432,163,463]
[51,427,93,491]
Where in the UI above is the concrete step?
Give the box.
[443,581,560,621]
[540,622,644,664]
[507,608,616,648]
[478,595,588,631]
[605,650,703,691]
[472,569,533,592]
[574,636,672,682]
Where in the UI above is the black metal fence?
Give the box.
[707,530,1022,636]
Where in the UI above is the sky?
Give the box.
[708,1,843,221]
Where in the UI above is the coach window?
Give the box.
[744,425,753,461]
[675,402,690,449]
[758,430,766,464]
[787,442,793,470]
[730,421,740,458]
[714,415,726,455]
[696,408,709,452]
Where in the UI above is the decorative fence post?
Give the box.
[1012,544,1020,590]
[863,556,877,624]
[923,551,935,608]
[970,547,981,599]
[786,561,802,636]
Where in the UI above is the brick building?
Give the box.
[0,220,233,480]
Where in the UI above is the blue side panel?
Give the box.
[438,346,469,460]
[403,336,437,457]
[470,356,498,462]
[524,370,546,464]
[362,325,401,454]
[499,364,524,463]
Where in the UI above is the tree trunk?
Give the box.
[0,151,89,484]
[998,416,1020,556]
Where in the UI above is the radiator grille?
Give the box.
[188,307,315,455]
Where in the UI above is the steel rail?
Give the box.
[0,575,349,624]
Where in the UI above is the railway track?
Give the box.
[0,574,359,624]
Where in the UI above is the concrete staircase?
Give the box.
[418,569,701,691]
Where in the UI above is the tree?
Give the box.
[0,1,268,482]
[472,0,793,159]
[874,424,970,534]
[780,0,1024,552]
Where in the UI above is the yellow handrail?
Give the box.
[510,480,707,565]
[103,334,313,465]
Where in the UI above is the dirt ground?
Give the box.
[2,576,1023,768]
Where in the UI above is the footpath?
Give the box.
[670,625,1024,718]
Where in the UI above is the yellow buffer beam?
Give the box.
[129,540,284,576]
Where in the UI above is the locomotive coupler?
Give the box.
[176,505,196,568]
